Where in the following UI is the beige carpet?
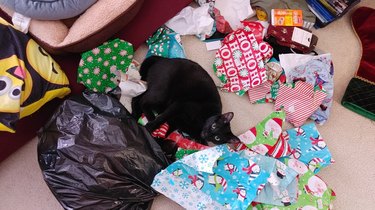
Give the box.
[1,1,375,209]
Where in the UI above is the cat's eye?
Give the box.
[214,136,220,141]
[211,123,216,130]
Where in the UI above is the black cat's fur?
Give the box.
[131,56,239,145]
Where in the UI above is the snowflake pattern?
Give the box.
[243,26,251,32]
[179,181,189,189]
[182,192,189,199]
[214,57,223,66]
[198,154,209,163]
[233,49,242,59]
[153,178,161,187]
[258,61,265,69]
[192,187,198,193]
[239,69,249,77]
[215,145,226,153]
[252,42,259,50]
[197,202,207,210]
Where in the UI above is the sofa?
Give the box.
[0,0,193,162]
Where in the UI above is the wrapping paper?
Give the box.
[77,38,133,93]
[237,115,333,175]
[195,0,216,16]
[138,113,170,138]
[146,27,186,58]
[255,80,282,104]
[237,111,286,155]
[247,80,272,103]
[213,23,273,95]
[214,8,234,34]
[151,170,225,210]
[214,0,255,32]
[254,158,336,210]
[118,61,145,98]
[240,150,299,206]
[266,57,283,82]
[153,112,336,209]
[280,54,334,124]
[152,145,270,210]
[286,123,334,174]
[175,148,200,160]
[118,60,147,113]
[279,54,328,75]
[242,21,265,44]
[216,111,335,209]
[166,131,210,150]
[274,82,327,127]
[248,58,284,104]
[165,5,215,40]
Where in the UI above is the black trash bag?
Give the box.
[37,92,169,210]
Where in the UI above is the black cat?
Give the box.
[131,56,239,145]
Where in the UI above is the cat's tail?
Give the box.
[139,56,164,79]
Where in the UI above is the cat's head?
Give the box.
[201,112,240,145]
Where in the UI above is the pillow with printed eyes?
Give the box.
[0,18,70,133]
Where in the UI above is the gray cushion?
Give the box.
[0,0,97,20]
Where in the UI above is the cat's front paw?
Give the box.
[145,121,159,133]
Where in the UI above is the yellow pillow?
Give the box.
[0,17,70,133]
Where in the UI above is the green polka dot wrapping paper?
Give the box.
[78,38,134,93]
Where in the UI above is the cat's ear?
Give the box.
[221,112,234,124]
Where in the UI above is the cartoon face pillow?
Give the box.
[0,56,25,114]
[0,18,70,133]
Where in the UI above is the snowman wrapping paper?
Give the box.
[236,112,333,174]
[239,150,299,206]
[152,145,271,210]
[285,123,334,174]
[236,112,335,209]
[151,110,336,209]
[252,158,336,210]
[152,170,225,210]
[151,140,335,209]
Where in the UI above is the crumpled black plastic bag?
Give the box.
[37,92,169,210]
